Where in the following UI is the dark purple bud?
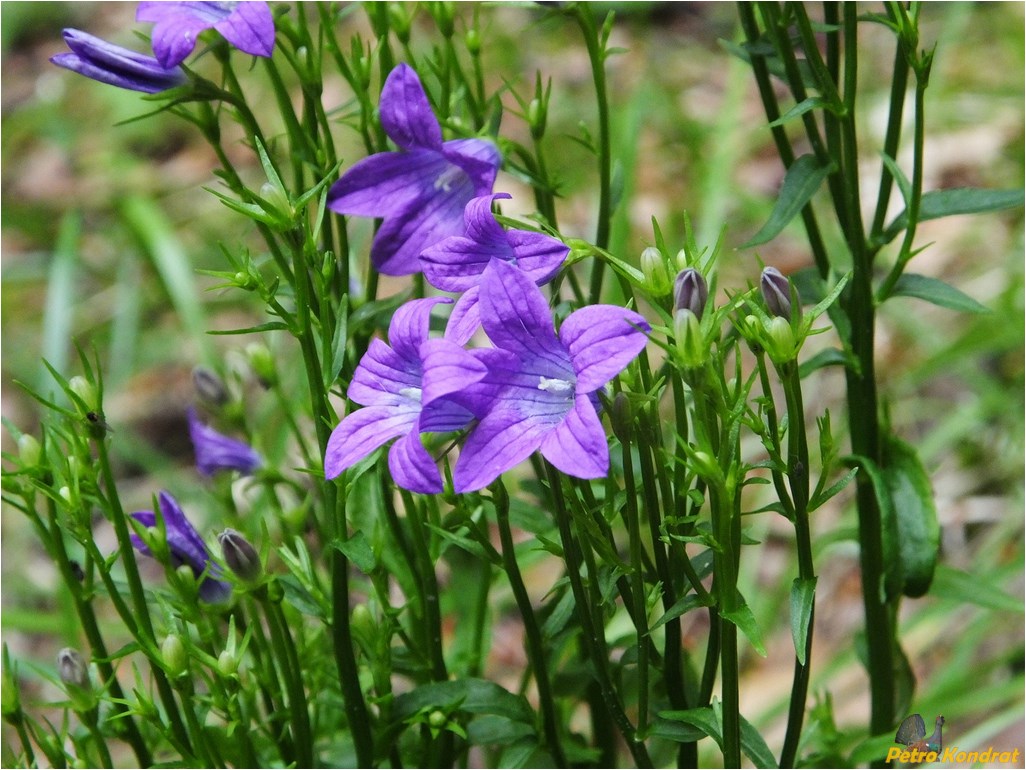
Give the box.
[56,649,89,691]
[50,29,187,94]
[673,268,709,318]
[218,529,262,582]
[761,266,798,320]
[192,366,230,407]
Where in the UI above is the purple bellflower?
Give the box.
[50,29,187,94]
[453,260,651,493]
[187,408,262,477]
[421,192,569,344]
[324,297,500,494]
[137,2,276,68]
[327,63,502,276]
[130,490,231,603]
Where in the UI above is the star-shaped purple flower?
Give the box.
[327,63,502,276]
[420,192,569,343]
[50,29,187,94]
[130,490,231,603]
[325,297,498,493]
[137,1,276,69]
[187,408,262,477]
[452,260,650,493]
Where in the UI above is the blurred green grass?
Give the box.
[2,1,1022,763]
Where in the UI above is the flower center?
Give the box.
[399,387,423,403]
[537,376,574,394]
[433,166,464,193]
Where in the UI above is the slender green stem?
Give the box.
[777,359,816,767]
[544,462,652,768]
[259,591,313,768]
[492,482,566,767]
[11,713,36,767]
[574,5,613,301]
[399,490,448,683]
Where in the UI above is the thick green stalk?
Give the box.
[492,482,566,767]
[258,592,313,768]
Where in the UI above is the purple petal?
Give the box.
[388,431,443,494]
[129,511,158,555]
[327,150,449,218]
[157,490,209,576]
[539,395,609,479]
[479,260,567,371]
[506,228,569,285]
[444,288,482,346]
[420,337,487,405]
[324,406,418,479]
[214,2,275,58]
[347,338,422,407]
[559,305,651,393]
[442,138,502,196]
[453,406,558,493]
[53,29,186,93]
[388,297,451,363]
[198,577,232,603]
[380,63,442,151]
[370,175,478,275]
[420,194,513,291]
[187,408,262,477]
[419,396,476,433]
[433,347,519,420]
[137,2,217,68]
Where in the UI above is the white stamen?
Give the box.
[433,166,463,193]
[537,376,573,394]
[398,387,423,403]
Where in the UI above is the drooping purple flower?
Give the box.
[137,1,276,69]
[327,63,502,276]
[130,490,231,603]
[324,297,499,493]
[187,408,262,477]
[50,29,187,94]
[420,192,569,343]
[452,260,651,493]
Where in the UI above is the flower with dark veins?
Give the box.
[130,490,231,603]
[187,407,262,477]
[420,192,568,343]
[50,29,187,93]
[327,63,502,276]
[325,297,501,493]
[453,259,650,492]
[137,1,276,68]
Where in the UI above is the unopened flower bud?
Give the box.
[429,710,447,729]
[17,435,41,468]
[161,634,188,679]
[760,266,799,321]
[192,366,230,406]
[528,98,546,140]
[432,1,456,37]
[464,27,481,55]
[389,4,412,43]
[68,377,97,412]
[639,247,670,297]
[763,316,797,362]
[673,268,708,318]
[246,343,276,388]
[351,604,376,650]
[673,309,706,369]
[58,486,73,505]
[218,529,262,582]
[56,649,89,690]
[674,249,689,272]
[57,648,96,712]
[217,649,238,678]
[259,181,293,223]
[610,392,632,444]
[690,450,721,481]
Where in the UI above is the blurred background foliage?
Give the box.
[2,1,1022,764]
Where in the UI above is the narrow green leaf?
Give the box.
[658,708,777,767]
[276,575,325,618]
[809,466,859,511]
[333,530,377,574]
[742,155,834,248]
[789,577,817,665]
[326,295,349,389]
[884,187,1025,241]
[798,347,848,378]
[722,598,767,656]
[119,196,213,364]
[740,715,778,769]
[929,564,1024,612]
[880,152,912,208]
[659,706,722,748]
[392,679,536,725]
[882,435,940,598]
[766,97,829,128]
[889,273,991,314]
[208,322,290,335]
[40,211,80,391]
[650,593,712,631]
